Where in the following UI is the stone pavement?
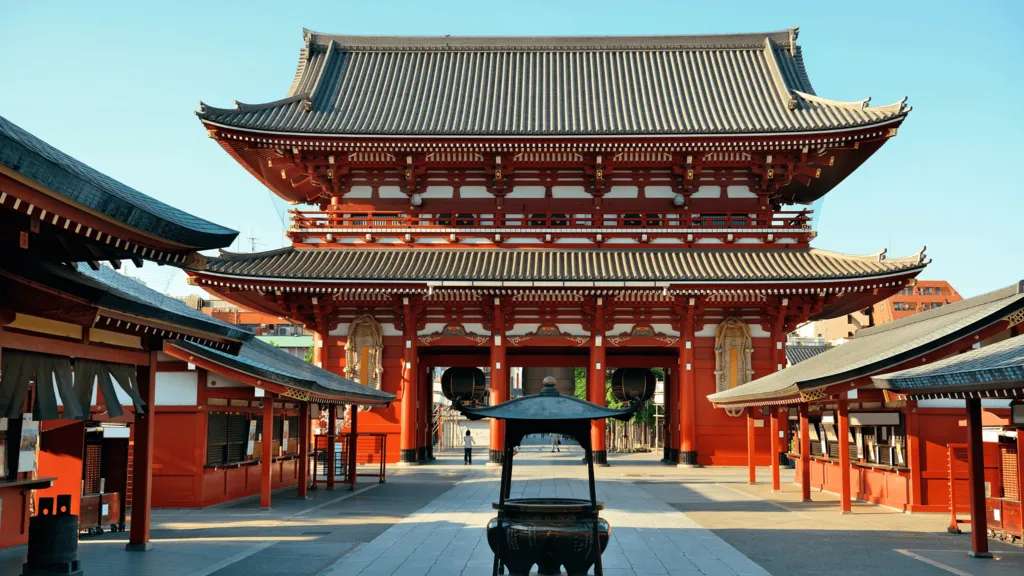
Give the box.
[323,451,770,576]
[2,449,1023,575]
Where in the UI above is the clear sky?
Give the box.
[2,0,1021,298]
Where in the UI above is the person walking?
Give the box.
[550,434,561,453]
[463,429,474,464]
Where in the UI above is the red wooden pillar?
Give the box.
[906,402,923,511]
[838,396,852,513]
[489,297,508,464]
[678,299,697,466]
[770,407,781,492]
[260,393,274,508]
[589,297,608,465]
[419,365,430,462]
[327,403,337,489]
[349,404,359,490]
[127,351,157,551]
[746,407,757,485]
[399,297,419,464]
[799,403,811,502]
[1017,429,1024,550]
[965,398,991,558]
[297,402,309,499]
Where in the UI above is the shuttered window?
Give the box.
[206,414,251,466]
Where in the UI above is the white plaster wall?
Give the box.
[459,186,493,198]
[507,186,545,198]
[605,186,638,198]
[156,371,199,406]
[422,185,454,198]
[378,186,405,198]
[690,185,721,199]
[551,186,589,198]
[644,186,674,198]
[343,185,372,198]
[726,185,757,198]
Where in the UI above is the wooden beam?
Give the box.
[965,398,992,558]
[0,328,150,365]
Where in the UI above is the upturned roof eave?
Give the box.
[196,113,908,141]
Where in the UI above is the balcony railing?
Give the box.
[289,210,811,231]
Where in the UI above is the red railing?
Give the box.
[289,209,811,231]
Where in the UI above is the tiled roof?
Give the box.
[785,344,830,366]
[198,29,908,137]
[0,114,237,251]
[170,338,393,405]
[195,247,926,285]
[708,281,1024,407]
[873,333,1024,397]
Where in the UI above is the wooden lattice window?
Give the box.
[1001,445,1019,501]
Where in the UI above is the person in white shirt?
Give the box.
[463,430,474,465]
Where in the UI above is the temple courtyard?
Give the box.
[1,448,1019,576]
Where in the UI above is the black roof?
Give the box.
[0,114,237,251]
[460,383,634,422]
[4,257,251,346]
[873,333,1024,399]
[709,281,1024,407]
[170,338,393,405]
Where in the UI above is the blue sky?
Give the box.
[2,1,1021,297]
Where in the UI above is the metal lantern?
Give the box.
[441,367,487,404]
[610,368,656,404]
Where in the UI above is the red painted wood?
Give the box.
[327,404,337,489]
[747,408,757,484]
[489,299,508,459]
[260,394,273,508]
[965,399,990,557]
[588,299,607,456]
[838,397,852,514]
[770,408,781,492]
[400,298,419,460]
[128,351,157,550]
[298,402,309,498]
[678,303,696,460]
[349,405,358,490]
[799,404,811,501]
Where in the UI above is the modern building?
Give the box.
[801,280,962,342]
[187,28,925,466]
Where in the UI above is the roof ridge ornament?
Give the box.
[876,247,888,262]
[916,245,927,264]
[789,27,799,56]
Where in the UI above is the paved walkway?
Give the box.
[3,449,1022,575]
[324,453,766,576]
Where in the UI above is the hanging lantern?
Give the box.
[610,368,656,403]
[441,367,487,404]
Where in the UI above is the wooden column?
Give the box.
[127,350,157,551]
[838,396,852,513]
[399,296,419,464]
[770,407,781,492]
[799,403,811,502]
[297,402,310,499]
[746,407,757,485]
[588,297,608,465]
[349,404,359,491]
[965,398,991,558]
[906,402,924,511]
[327,404,337,489]
[678,299,697,466]
[260,393,274,508]
[418,365,430,462]
[489,297,508,464]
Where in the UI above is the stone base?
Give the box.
[399,449,419,465]
[489,449,504,464]
[593,450,609,467]
[416,447,427,463]
[125,541,152,552]
[662,448,680,465]
[678,450,700,467]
